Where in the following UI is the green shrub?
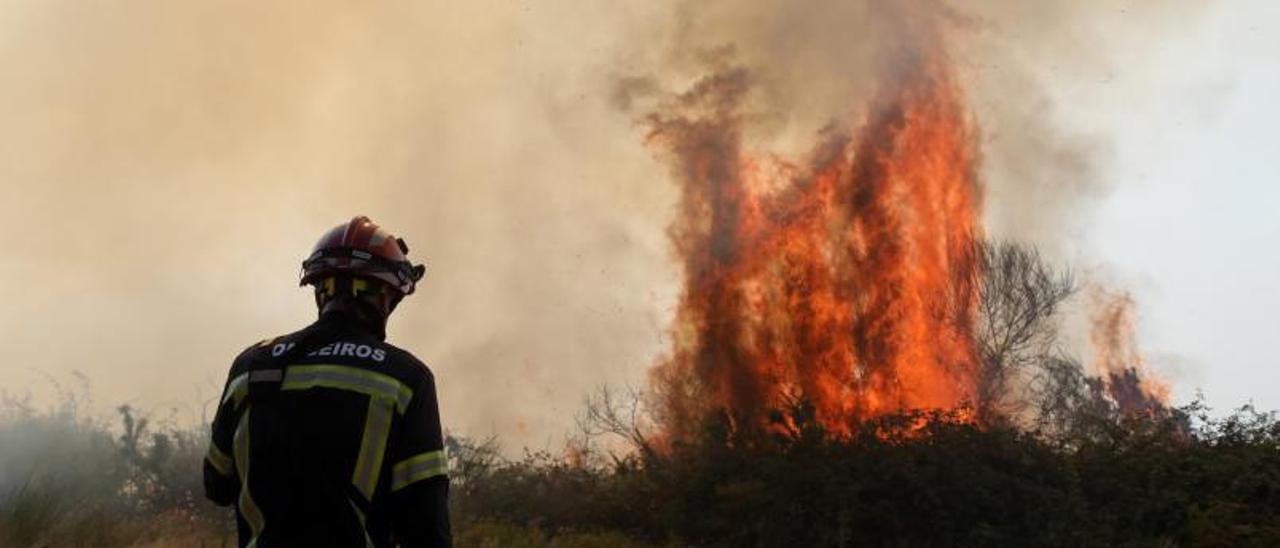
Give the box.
[450,402,1280,547]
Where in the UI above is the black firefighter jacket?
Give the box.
[204,310,451,547]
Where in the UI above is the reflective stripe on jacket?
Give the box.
[204,310,451,548]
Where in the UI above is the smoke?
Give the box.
[620,0,1204,254]
[0,1,1202,449]
[0,0,680,450]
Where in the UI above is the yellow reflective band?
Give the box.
[282,365,413,414]
[352,399,394,500]
[390,449,448,492]
[222,373,249,407]
[323,277,337,297]
[205,442,234,477]
[352,277,368,297]
[234,408,265,540]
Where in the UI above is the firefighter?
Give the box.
[204,216,450,547]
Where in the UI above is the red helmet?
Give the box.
[300,216,426,295]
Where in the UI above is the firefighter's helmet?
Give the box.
[300,216,426,295]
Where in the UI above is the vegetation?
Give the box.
[0,387,226,547]
[444,242,1280,546]
[1,382,1277,546]
[446,395,1280,547]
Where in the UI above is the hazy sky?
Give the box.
[1075,4,1280,408]
[1,1,1275,449]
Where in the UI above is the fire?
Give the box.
[646,45,983,439]
[1089,288,1169,414]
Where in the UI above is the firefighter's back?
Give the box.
[208,313,444,547]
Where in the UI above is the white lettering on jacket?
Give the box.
[271,342,296,357]
[304,342,387,363]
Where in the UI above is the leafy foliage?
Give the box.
[449,399,1280,547]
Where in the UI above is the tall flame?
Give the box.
[646,44,983,439]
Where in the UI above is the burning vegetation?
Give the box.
[1090,287,1170,415]
[647,53,980,439]
[642,9,1164,443]
[547,54,1278,538]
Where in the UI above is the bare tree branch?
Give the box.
[578,384,658,461]
[974,241,1076,424]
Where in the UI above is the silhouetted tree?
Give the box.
[974,241,1075,425]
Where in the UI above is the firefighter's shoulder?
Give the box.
[376,342,437,383]
[231,331,306,370]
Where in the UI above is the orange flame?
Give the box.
[1089,288,1169,414]
[646,46,983,439]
